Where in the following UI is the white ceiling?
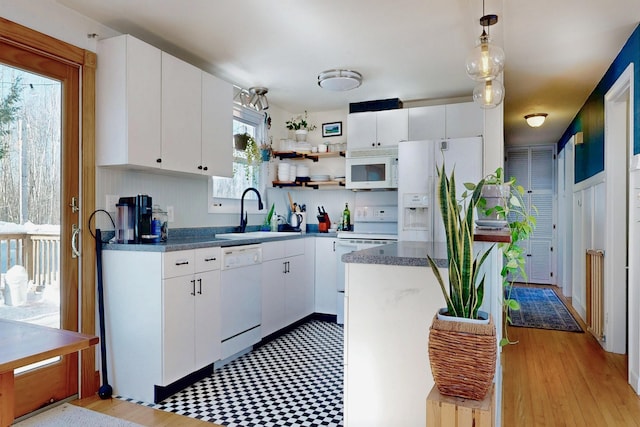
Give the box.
[57,0,640,147]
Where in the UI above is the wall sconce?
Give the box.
[524,113,548,128]
[574,131,584,145]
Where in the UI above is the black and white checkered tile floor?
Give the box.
[119,320,343,426]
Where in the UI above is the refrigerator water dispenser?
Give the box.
[402,193,430,231]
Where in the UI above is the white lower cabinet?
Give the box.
[314,236,338,315]
[163,248,221,384]
[102,247,221,403]
[261,239,313,337]
[261,256,287,337]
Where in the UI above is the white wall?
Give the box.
[1,0,117,51]
[629,165,640,392]
[571,173,606,320]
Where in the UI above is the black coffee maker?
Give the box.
[116,194,154,243]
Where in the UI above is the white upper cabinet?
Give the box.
[408,102,483,140]
[347,109,408,150]
[202,71,233,177]
[347,112,377,150]
[408,105,445,141]
[96,34,233,176]
[161,53,202,174]
[96,35,162,168]
[444,102,483,139]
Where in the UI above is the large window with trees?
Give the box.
[210,106,266,210]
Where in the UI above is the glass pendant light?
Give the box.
[465,27,505,81]
[473,79,504,109]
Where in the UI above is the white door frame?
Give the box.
[604,64,636,392]
[558,138,575,297]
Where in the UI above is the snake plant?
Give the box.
[427,164,493,319]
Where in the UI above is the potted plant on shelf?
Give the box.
[426,163,497,401]
[467,167,537,346]
[285,110,317,142]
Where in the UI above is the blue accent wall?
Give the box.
[557,24,640,183]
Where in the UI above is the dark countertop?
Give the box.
[342,230,508,268]
[102,231,338,252]
[342,241,449,268]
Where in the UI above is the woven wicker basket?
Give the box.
[428,313,497,401]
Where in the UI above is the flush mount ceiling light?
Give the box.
[524,113,548,127]
[317,69,363,91]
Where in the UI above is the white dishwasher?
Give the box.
[220,244,262,360]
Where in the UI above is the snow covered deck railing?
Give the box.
[0,232,60,287]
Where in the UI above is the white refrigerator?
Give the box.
[398,137,483,242]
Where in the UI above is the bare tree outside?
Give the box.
[0,65,61,225]
[1,64,61,333]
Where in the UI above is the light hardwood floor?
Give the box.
[502,286,640,426]
[72,396,221,427]
[72,288,640,426]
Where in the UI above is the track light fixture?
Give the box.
[234,86,269,111]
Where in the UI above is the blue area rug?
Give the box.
[508,287,583,333]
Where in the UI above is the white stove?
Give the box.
[336,232,398,241]
[338,205,398,241]
[335,205,398,324]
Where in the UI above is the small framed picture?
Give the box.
[322,121,342,137]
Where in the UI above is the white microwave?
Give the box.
[345,148,398,190]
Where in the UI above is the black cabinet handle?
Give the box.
[156,158,162,163]
[204,257,217,262]
[203,166,208,171]
[283,261,287,274]
[190,279,196,296]
[175,261,189,266]
[198,278,202,295]
[333,241,336,252]
[197,165,203,170]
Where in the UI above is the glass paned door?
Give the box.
[0,36,80,418]
[0,64,61,372]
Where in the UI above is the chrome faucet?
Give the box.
[239,187,264,233]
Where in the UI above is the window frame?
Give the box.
[208,105,267,214]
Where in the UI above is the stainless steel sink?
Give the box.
[215,231,301,240]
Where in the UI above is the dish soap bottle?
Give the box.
[342,203,351,231]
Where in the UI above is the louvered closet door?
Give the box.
[506,146,556,284]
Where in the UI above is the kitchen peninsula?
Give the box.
[342,233,507,427]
